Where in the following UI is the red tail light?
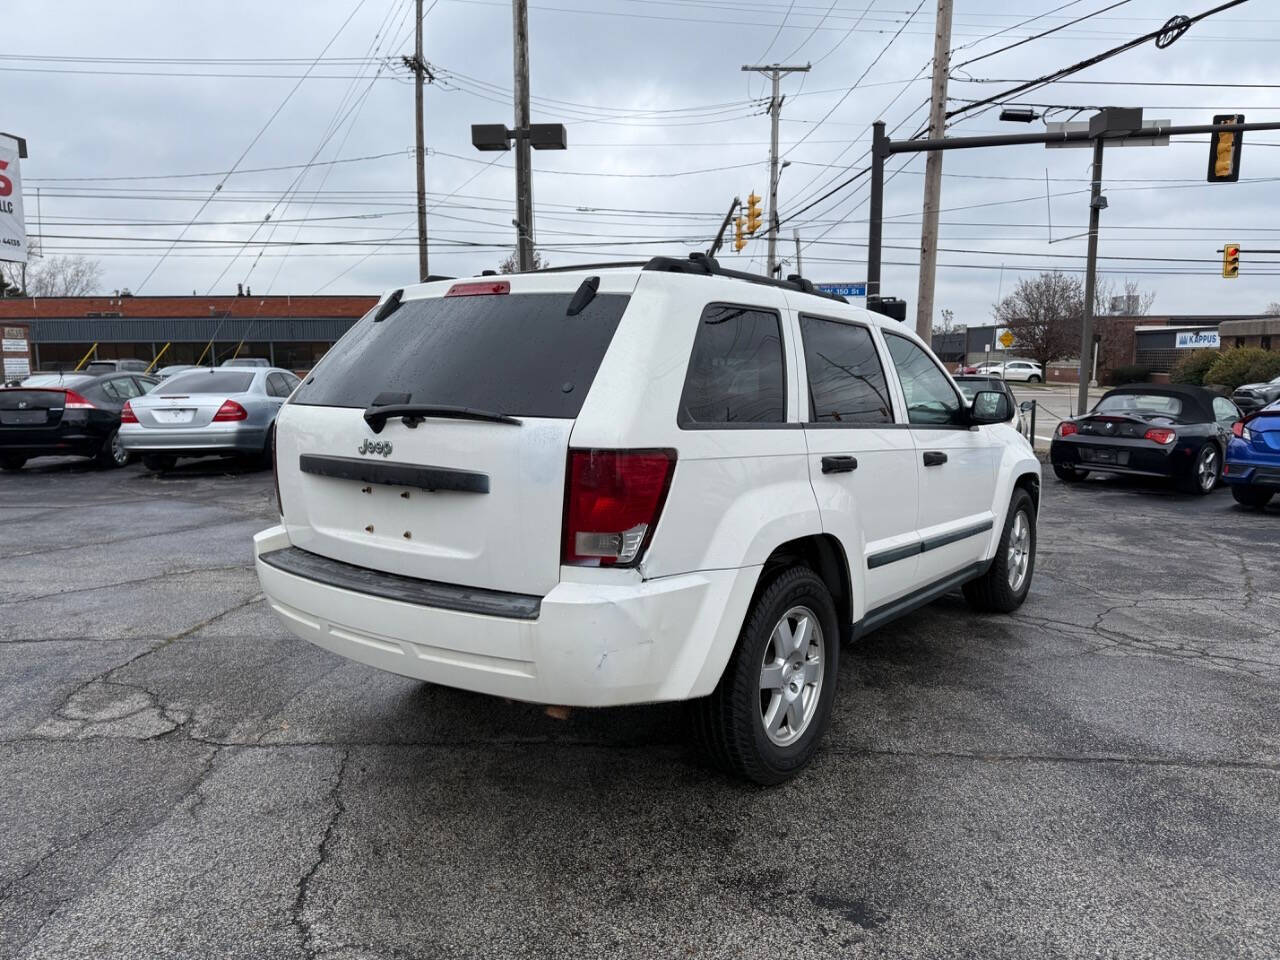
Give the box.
[212,400,248,422]
[1144,427,1176,445]
[1056,421,1078,438]
[62,390,96,410]
[1232,420,1244,437]
[445,280,510,297]
[562,449,676,567]
[120,400,137,423]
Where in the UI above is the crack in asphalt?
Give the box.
[1,516,258,560]
[291,748,350,960]
[0,565,256,607]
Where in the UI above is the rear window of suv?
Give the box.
[291,291,630,418]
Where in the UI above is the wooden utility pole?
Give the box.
[794,230,802,276]
[513,0,534,271]
[413,0,429,281]
[741,64,809,277]
[1077,137,1105,414]
[915,0,953,339]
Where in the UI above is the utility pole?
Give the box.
[915,0,953,340]
[513,0,534,271]
[794,230,802,277]
[412,0,430,281]
[741,63,809,277]
[1077,137,1105,415]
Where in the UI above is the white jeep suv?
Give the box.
[254,257,1040,783]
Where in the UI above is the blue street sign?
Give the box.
[815,282,866,297]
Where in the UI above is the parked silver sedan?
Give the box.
[119,366,300,472]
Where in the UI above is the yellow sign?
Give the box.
[998,330,1016,349]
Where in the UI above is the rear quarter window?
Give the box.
[291,291,629,418]
[678,304,786,426]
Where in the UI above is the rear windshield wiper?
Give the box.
[363,403,522,433]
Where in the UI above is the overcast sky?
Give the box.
[5,0,1279,323]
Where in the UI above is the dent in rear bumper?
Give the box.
[253,525,760,707]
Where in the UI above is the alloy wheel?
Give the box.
[1198,446,1218,492]
[1007,509,1032,593]
[759,605,824,747]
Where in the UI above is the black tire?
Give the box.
[690,566,839,785]
[95,428,129,469]
[259,422,276,468]
[0,454,25,472]
[1179,443,1220,495]
[1053,464,1086,483]
[142,454,177,473]
[1027,374,1042,384]
[963,488,1037,614]
[1231,484,1274,509]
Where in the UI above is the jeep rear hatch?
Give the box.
[279,281,632,596]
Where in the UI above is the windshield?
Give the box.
[18,374,94,389]
[154,370,255,395]
[292,291,629,418]
[1095,392,1184,417]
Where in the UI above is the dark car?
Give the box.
[955,375,1031,439]
[1232,374,1280,414]
[1050,383,1241,495]
[0,371,159,471]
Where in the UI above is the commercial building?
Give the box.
[0,294,378,373]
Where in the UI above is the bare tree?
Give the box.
[1264,301,1280,316]
[1094,276,1156,316]
[496,247,550,274]
[0,241,103,297]
[932,307,963,336]
[993,271,1082,371]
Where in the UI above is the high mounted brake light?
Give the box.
[445,280,510,297]
[562,449,676,568]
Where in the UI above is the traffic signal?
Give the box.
[1223,242,1240,279]
[745,192,763,234]
[733,216,747,252]
[1207,113,1244,183]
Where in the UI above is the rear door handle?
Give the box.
[922,451,948,467]
[821,455,858,474]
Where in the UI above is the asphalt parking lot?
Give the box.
[1,459,1278,960]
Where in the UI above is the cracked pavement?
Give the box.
[0,457,1277,959]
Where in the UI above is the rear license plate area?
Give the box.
[1081,447,1126,465]
[1,410,47,425]
[154,409,196,424]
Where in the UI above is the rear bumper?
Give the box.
[0,424,107,458]
[1049,436,1179,478]
[253,525,760,707]
[1225,438,1280,486]
[120,422,266,454]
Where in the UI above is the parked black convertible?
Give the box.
[1050,383,1241,495]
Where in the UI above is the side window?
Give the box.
[103,377,142,401]
[799,316,893,424]
[283,373,301,393]
[1213,396,1239,423]
[884,334,965,426]
[678,304,786,426]
[266,373,287,398]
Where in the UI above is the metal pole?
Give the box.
[794,230,802,277]
[413,0,429,281]
[513,0,534,272]
[915,0,952,340]
[767,71,781,277]
[1077,136,1105,414]
[867,120,887,301]
[707,196,741,259]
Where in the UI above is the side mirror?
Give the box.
[1019,400,1035,413]
[971,390,1012,425]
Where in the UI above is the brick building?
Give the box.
[0,293,378,373]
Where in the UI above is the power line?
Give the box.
[950,0,1136,72]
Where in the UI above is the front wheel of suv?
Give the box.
[691,566,839,785]
[963,487,1037,614]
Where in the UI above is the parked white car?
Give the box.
[976,360,1044,383]
[254,258,1041,783]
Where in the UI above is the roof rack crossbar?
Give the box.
[641,255,847,303]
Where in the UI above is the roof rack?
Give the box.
[641,254,848,303]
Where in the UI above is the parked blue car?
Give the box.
[1225,399,1280,509]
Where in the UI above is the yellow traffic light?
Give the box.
[734,216,747,252]
[1223,242,1240,279]
[1207,113,1243,183]
[745,192,763,234]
